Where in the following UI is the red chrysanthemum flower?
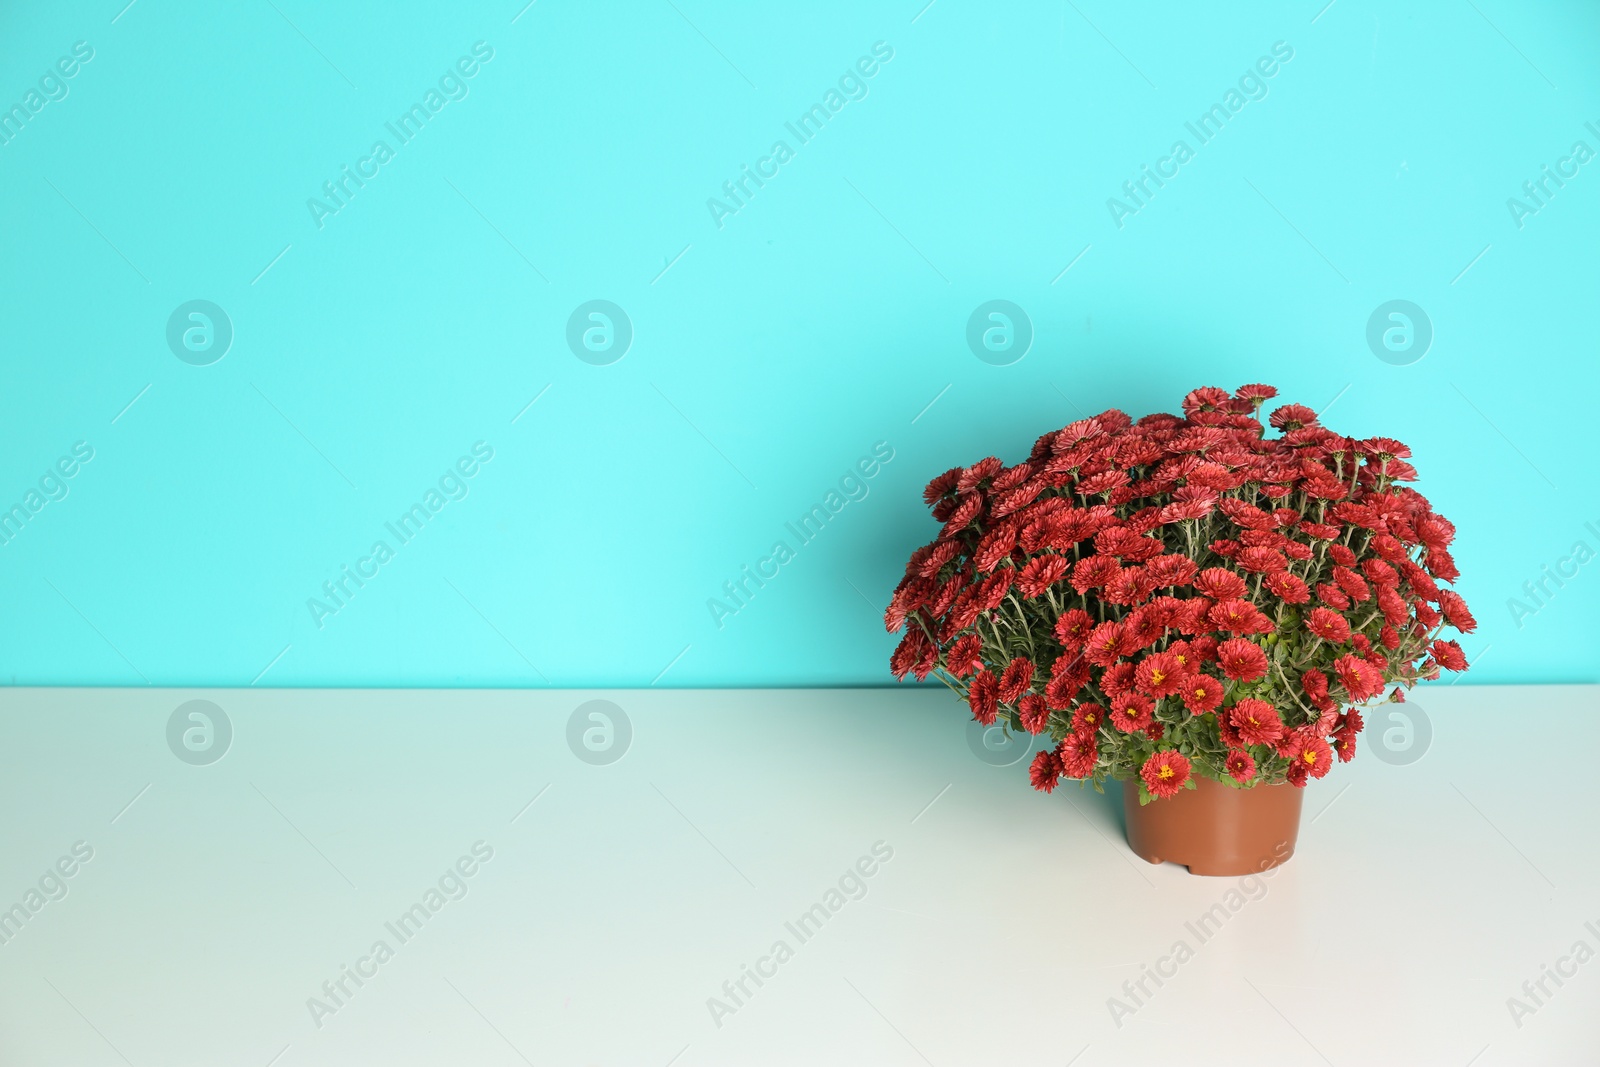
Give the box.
[1332,654,1384,701]
[1161,494,1217,522]
[1361,557,1400,588]
[1045,654,1090,707]
[1221,498,1276,530]
[1316,582,1352,610]
[1053,608,1095,649]
[1228,698,1284,746]
[1029,748,1062,793]
[1302,668,1333,711]
[916,539,963,579]
[1018,694,1052,734]
[993,462,1034,493]
[1122,605,1166,650]
[1298,520,1341,540]
[1416,513,1456,550]
[1181,672,1225,714]
[1306,606,1351,644]
[1016,554,1069,598]
[1332,729,1357,762]
[940,494,984,537]
[941,591,981,640]
[1217,713,1243,751]
[1084,620,1131,667]
[957,456,1003,494]
[1072,703,1106,733]
[889,628,938,680]
[1054,417,1105,448]
[1070,554,1122,593]
[945,634,983,678]
[1076,469,1130,497]
[1193,567,1248,600]
[1144,553,1200,587]
[922,466,962,506]
[1235,546,1288,574]
[1268,403,1318,431]
[1285,732,1333,785]
[1164,638,1197,674]
[1430,639,1469,671]
[888,630,917,676]
[1303,477,1348,502]
[1368,532,1405,561]
[1437,591,1477,634]
[998,657,1035,703]
[1102,566,1151,605]
[926,573,962,618]
[1141,750,1191,799]
[991,478,1047,518]
[1099,660,1137,700]
[1109,693,1154,733]
[1134,650,1185,697]
[1215,638,1268,681]
[1172,596,1214,635]
[1183,386,1231,414]
[1209,598,1273,635]
[1427,548,1460,583]
[968,670,998,725]
[1361,436,1412,460]
[1333,565,1372,603]
[977,569,1013,610]
[1225,750,1257,783]
[1399,559,1439,598]
[974,524,1018,573]
[1059,731,1098,778]
[1375,587,1408,629]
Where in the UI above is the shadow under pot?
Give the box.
[1123,775,1304,876]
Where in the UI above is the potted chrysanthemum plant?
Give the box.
[886,384,1475,875]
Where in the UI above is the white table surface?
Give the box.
[0,684,1594,1066]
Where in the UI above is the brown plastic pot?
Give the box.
[1122,775,1303,876]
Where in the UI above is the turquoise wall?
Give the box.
[1,0,1595,687]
